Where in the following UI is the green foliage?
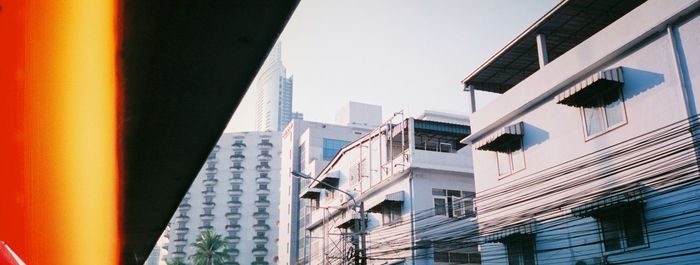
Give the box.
[188,230,231,265]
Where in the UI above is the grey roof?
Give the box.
[462,0,646,94]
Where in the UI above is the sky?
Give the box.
[225,0,560,132]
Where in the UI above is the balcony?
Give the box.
[229,166,245,173]
[253,224,270,232]
[227,201,242,208]
[255,164,271,172]
[175,215,189,223]
[173,239,187,247]
[229,154,245,162]
[205,167,218,174]
[257,153,272,161]
[172,251,186,258]
[226,224,242,232]
[253,236,268,244]
[254,200,271,207]
[226,248,240,257]
[198,225,214,231]
[202,190,216,198]
[200,213,215,221]
[231,142,247,149]
[256,176,271,184]
[256,188,270,196]
[203,178,218,186]
[174,227,189,234]
[253,212,270,220]
[257,142,273,149]
[228,189,243,196]
[230,177,243,184]
[202,202,216,209]
[225,212,242,219]
[252,247,268,257]
[226,236,241,244]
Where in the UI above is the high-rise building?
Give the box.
[256,42,297,131]
[165,132,282,265]
[278,102,382,265]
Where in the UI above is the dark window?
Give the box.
[434,252,449,262]
[596,205,646,252]
[434,198,447,216]
[382,203,402,224]
[504,235,536,265]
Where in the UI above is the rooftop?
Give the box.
[461,0,645,94]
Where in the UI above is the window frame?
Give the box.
[579,88,628,141]
[381,203,402,225]
[495,139,526,178]
[594,204,649,255]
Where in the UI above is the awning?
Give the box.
[482,221,536,243]
[311,176,339,189]
[367,191,404,213]
[336,212,362,229]
[300,188,320,200]
[556,67,624,107]
[571,188,643,217]
[474,122,524,152]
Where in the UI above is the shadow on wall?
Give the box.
[621,67,665,99]
[523,123,549,150]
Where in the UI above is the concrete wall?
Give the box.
[467,2,700,265]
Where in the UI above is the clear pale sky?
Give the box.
[225,0,559,132]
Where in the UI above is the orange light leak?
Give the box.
[0,0,119,264]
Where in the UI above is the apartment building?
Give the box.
[300,113,479,265]
[165,132,282,265]
[278,102,382,265]
[461,1,700,264]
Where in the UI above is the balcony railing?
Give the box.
[198,225,214,231]
[175,215,189,222]
[254,200,271,207]
[253,224,270,232]
[257,142,273,149]
[253,236,268,244]
[225,212,242,219]
[227,201,242,208]
[231,142,247,148]
[230,177,244,184]
[202,202,215,209]
[256,176,271,184]
[172,251,186,258]
[229,154,245,162]
[202,190,216,197]
[229,166,245,173]
[252,247,268,256]
[226,224,242,232]
[256,188,270,195]
[205,167,218,174]
[203,178,218,186]
[228,189,243,196]
[257,153,272,161]
[253,212,269,219]
[255,165,271,171]
[226,236,241,244]
[226,248,240,256]
[200,213,215,221]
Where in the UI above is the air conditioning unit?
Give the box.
[574,257,605,265]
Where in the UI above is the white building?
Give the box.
[256,42,297,132]
[300,113,479,265]
[165,132,282,265]
[278,102,382,265]
[145,229,169,265]
[461,1,700,264]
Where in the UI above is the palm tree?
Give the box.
[188,230,230,265]
[167,257,188,265]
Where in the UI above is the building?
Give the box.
[278,102,382,265]
[145,229,169,265]
[165,132,282,265]
[256,42,298,131]
[460,1,700,264]
[300,113,479,265]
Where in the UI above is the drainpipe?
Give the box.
[409,170,416,265]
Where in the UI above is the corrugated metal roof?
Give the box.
[462,0,646,94]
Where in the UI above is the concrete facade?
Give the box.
[462,1,700,264]
[302,115,479,265]
[165,132,282,265]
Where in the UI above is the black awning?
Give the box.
[556,67,624,107]
[300,188,320,200]
[474,122,524,152]
[482,221,536,243]
[367,191,404,213]
[572,188,643,217]
[311,176,339,190]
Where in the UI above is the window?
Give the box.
[323,139,350,160]
[595,205,646,252]
[434,251,481,264]
[382,203,402,224]
[433,189,475,217]
[581,88,626,138]
[504,235,536,265]
[496,140,525,176]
